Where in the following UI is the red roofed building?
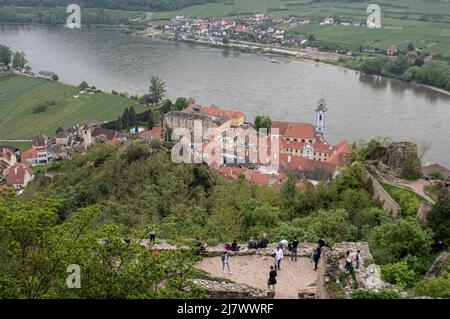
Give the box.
[271,121,317,142]
[1,147,17,176]
[279,153,337,181]
[81,124,127,147]
[21,147,53,166]
[139,127,164,141]
[6,164,34,190]
[326,140,352,167]
[218,166,284,188]
[386,47,398,56]
[184,104,245,127]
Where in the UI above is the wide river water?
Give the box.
[1,25,449,167]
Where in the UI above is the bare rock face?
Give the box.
[381,141,422,179]
[426,251,450,279]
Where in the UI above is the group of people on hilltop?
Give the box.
[149,229,361,293]
[343,250,362,272]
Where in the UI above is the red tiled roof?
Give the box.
[184,104,244,121]
[271,121,316,139]
[218,166,282,187]
[21,147,48,163]
[279,153,336,174]
[92,127,120,141]
[139,127,163,141]
[422,164,450,178]
[6,164,33,186]
[326,140,352,166]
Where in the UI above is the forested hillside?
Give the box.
[1,138,449,297]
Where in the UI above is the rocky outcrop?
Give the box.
[425,250,449,278]
[191,279,270,299]
[381,141,422,179]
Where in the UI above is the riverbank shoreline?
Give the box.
[138,30,450,98]
[2,23,450,97]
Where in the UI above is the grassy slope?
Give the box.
[152,0,450,56]
[0,72,134,139]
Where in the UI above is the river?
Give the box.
[0,25,449,167]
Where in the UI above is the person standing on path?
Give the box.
[355,250,362,270]
[267,265,277,291]
[221,251,232,274]
[149,228,156,242]
[273,245,284,271]
[345,250,353,272]
[313,246,321,271]
[290,237,299,261]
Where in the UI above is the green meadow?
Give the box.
[0,72,136,139]
[152,0,450,57]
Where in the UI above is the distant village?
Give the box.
[1,97,449,194]
[145,13,425,59]
[156,13,362,48]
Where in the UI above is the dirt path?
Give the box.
[196,255,317,299]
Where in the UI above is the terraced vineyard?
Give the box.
[0,72,136,139]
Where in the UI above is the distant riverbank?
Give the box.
[135,30,450,98]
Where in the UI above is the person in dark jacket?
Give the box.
[290,237,299,261]
[313,246,321,271]
[318,237,332,250]
[258,234,268,249]
[267,266,277,291]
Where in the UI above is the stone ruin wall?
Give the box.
[362,166,401,219]
[315,242,374,299]
[195,242,374,299]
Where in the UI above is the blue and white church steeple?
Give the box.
[315,96,327,137]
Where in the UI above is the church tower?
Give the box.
[315,96,327,137]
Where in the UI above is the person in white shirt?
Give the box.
[345,250,353,272]
[273,246,284,271]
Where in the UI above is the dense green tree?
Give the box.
[0,193,204,299]
[149,76,166,105]
[78,81,89,90]
[160,99,173,114]
[368,217,434,265]
[174,97,189,111]
[129,106,137,127]
[147,111,155,130]
[427,196,450,248]
[381,260,417,288]
[254,115,272,132]
[280,170,298,220]
[0,44,12,66]
[11,51,27,70]
[413,265,450,298]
